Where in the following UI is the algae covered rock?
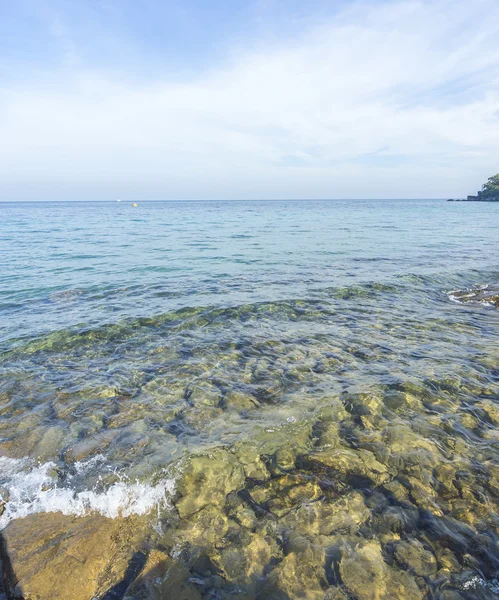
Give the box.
[175,448,245,518]
[1,512,145,600]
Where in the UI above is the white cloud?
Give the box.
[1,0,499,199]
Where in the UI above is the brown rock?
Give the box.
[123,550,202,600]
[1,512,144,600]
[175,449,245,518]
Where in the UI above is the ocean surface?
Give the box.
[1,199,499,597]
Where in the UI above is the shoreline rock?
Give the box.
[0,512,147,600]
[449,172,499,201]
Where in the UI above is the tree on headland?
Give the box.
[479,173,499,199]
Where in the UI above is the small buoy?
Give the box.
[132,203,138,207]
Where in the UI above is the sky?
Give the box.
[1,0,499,200]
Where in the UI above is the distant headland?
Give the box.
[448,173,499,201]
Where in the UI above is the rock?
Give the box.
[0,486,9,517]
[268,540,328,600]
[34,426,66,461]
[175,448,245,518]
[139,377,185,406]
[232,442,270,481]
[64,429,119,463]
[317,420,341,448]
[176,505,229,546]
[299,447,389,486]
[477,400,499,425]
[281,491,370,537]
[123,550,202,600]
[221,390,260,411]
[0,512,145,600]
[265,480,324,518]
[449,287,499,309]
[340,540,388,600]
[213,530,281,589]
[393,538,438,576]
[373,505,419,534]
[185,382,221,408]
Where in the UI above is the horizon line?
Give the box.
[0,198,449,203]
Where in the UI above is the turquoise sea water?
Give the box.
[2,199,498,344]
[1,199,499,597]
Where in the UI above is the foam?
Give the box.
[447,283,496,307]
[0,457,175,529]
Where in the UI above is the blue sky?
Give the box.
[1,0,499,200]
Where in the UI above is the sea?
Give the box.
[1,199,499,595]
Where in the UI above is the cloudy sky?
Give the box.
[1,0,499,200]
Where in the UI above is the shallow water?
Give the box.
[1,199,499,598]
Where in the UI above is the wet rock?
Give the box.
[323,588,350,600]
[373,505,419,534]
[299,447,389,486]
[175,448,245,518]
[233,505,259,530]
[221,390,260,411]
[393,538,438,576]
[477,400,499,426]
[386,569,424,600]
[316,420,341,448]
[139,377,185,406]
[434,546,461,573]
[232,442,270,481]
[185,382,222,408]
[316,399,350,423]
[269,540,328,600]
[253,419,313,459]
[281,491,370,537]
[340,540,388,600]
[213,529,281,590]
[0,486,9,517]
[435,463,460,498]
[265,480,323,518]
[449,286,499,308]
[123,550,202,600]
[177,505,230,546]
[407,477,445,516]
[383,389,423,413]
[64,428,119,462]
[1,512,144,600]
[34,426,66,461]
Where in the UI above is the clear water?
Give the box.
[1,199,499,598]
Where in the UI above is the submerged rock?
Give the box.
[393,538,438,576]
[174,448,245,518]
[269,541,328,600]
[340,540,423,600]
[64,428,119,463]
[340,540,388,600]
[123,550,202,600]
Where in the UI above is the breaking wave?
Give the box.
[0,456,176,529]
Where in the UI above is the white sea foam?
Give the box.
[447,284,496,307]
[0,456,175,529]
